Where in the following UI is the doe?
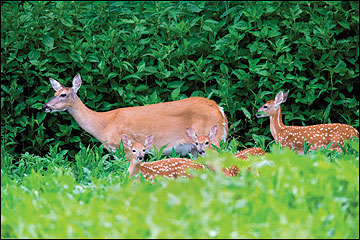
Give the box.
[42,74,228,156]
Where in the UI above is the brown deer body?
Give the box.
[235,147,266,160]
[122,134,205,181]
[256,91,359,154]
[42,74,228,156]
[138,158,205,180]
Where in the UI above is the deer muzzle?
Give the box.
[255,110,267,118]
[42,104,52,112]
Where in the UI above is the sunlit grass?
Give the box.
[1,139,359,238]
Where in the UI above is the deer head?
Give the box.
[122,134,154,163]
[42,74,82,113]
[186,125,218,156]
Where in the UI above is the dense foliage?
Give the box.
[1,2,359,238]
[1,1,359,158]
[2,141,359,238]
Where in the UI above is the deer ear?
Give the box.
[282,91,289,103]
[274,91,284,109]
[186,128,197,142]
[72,74,82,93]
[49,78,64,92]
[208,125,218,142]
[144,134,154,149]
[122,134,132,150]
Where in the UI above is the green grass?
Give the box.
[1,139,359,238]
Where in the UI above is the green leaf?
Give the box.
[42,35,54,48]
[139,38,151,45]
[53,53,70,63]
[256,70,269,76]
[107,72,117,79]
[87,54,100,63]
[232,21,250,31]
[268,29,281,38]
[28,49,40,61]
[168,81,184,89]
[220,64,229,76]
[187,3,203,13]
[16,115,28,127]
[14,102,26,113]
[135,84,149,93]
[69,53,83,63]
[232,69,248,80]
[241,107,252,121]
[171,87,181,100]
[31,103,45,110]
[323,102,332,121]
[98,60,106,71]
[60,17,73,27]
[123,74,142,81]
[334,60,346,73]
[70,136,81,143]
[337,20,350,30]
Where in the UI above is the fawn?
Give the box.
[256,91,359,154]
[235,148,266,160]
[122,134,205,181]
[186,125,265,177]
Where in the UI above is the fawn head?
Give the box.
[186,125,218,156]
[42,74,82,113]
[256,90,289,118]
[122,134,154,163]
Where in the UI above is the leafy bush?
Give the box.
[1,3,359,238]
[1,1,359,159]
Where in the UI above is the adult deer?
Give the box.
[256,90,359,154]
[122,134,205,181]
[42,74,228,155]
[186,125,265,176]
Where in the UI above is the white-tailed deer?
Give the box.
[42,74,228,156]
[122,134,205,180]
[235,147,266,160]
[256,90,359,154]
[234,147,265,177]
[221,147,265,177]
[186,126,263,177]
[186,125,218,157]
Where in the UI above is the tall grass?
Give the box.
[1,140,359,239]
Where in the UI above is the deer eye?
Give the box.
[263,105,268,109]
[195,142,199,146]
[142,149,145,153]
[60,93,67,98]
[205,141,209,145]
[132,149,136,153]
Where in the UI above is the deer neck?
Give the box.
[67,96,108,144]
[269,106,285,142]
[128,159,140,178]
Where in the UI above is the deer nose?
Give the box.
[198,150,205,155]
[255,111,264,118]
[137,155,144,161]
[42,104,49,112]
